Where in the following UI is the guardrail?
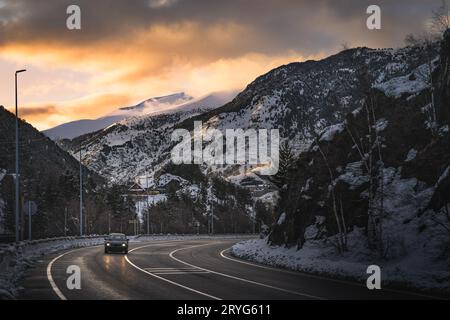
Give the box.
[0,235,106,269]
[0,234,106,298]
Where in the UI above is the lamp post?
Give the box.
[79,147,83,236]
[15,69,26,243]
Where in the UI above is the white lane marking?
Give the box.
[169,243,325,300]
[219,248,370,285]
[220,249,444,300]
[125,244,221,300]
[46,240,188,300]
[145,267,210,275]
[46,247,88,300]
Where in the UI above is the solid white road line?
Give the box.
[46,240,186,300]
[169,243,325,300]
[125,244,221,300]
[219,248,372,286]
[46,247,89,300]
[219,248,444,300]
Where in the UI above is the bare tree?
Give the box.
[404,1,450,131]
[405,32,439,134]
[341,42,350,51]
[432,0,450,35]
[316,140,347,253]
[344,68,385,257]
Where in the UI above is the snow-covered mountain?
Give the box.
[253,32,450,293]
[74,108,208,184]
[107,92,193,117]
[43,115,125,140]
[70,44,435,186]
[183,45,435,152]
[44,92,194,139]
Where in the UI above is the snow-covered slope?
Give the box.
[189,45,435,153]
[45,91,236,140]
[107,92,193,117]
[238,33,450,294]
[43,92,193,140]
[72,44,434,186]
[42,115,124,140]
[77,108,207,184]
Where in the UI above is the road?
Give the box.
[19,238,442,300]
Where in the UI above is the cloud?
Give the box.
[20,105,56,117]
[0,0,442,130]
[10,93,134,130]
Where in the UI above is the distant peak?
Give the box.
[119,92,192,111]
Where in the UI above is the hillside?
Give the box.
[0,106,105,239]
[65,41,437,192]
[232,31,450,293]
[44,91,235,140]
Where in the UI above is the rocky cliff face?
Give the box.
[269,31,450,264]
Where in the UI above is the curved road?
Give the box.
[20,238,441,300]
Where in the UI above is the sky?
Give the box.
[0,0,444,130]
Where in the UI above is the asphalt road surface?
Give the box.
[19,238,444,300]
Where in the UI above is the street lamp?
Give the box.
[15,69,26,243]
[79,147,83,236]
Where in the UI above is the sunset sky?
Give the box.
[0,0,441,130]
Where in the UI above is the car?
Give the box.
[104,233,129,254]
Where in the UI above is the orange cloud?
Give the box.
[11,93,134,130]
[0,0,433,131]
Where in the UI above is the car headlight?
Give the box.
[106,243,110,246]
[122,243,126,247]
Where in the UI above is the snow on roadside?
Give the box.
[231,169,450,295]
[0,236,105,299]
[231,231,450,295]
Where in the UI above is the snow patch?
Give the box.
[319,123,345,142]
[405,149,418,162]
[277,212,286,225]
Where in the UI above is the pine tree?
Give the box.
[270,141,295,189]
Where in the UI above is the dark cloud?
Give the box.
[19,105,56,116]
[0,0,442,56]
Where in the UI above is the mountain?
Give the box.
[42,115,125,141]
[54,38,444,243]
[245,31,450,292]
[179,45,435,152]
[69,43,435,187]
[71,107,209,184]
[108,92,193,116]
[43,92,193,140]
[43,91,236,140]
[0,106,105,239]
